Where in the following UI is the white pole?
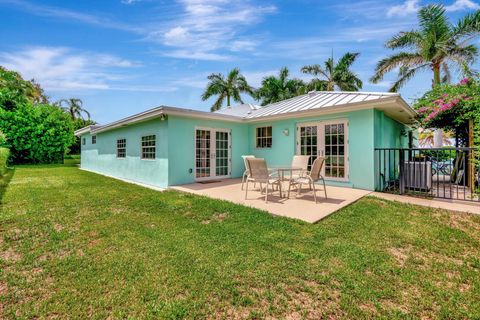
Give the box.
[433,129,443,148]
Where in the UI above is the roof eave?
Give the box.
[91,105,243,134]
[74,126,93,136]
[246,96,414,123]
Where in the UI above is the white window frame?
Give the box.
[296,119,349,182]
[91,135,96,144]
[116,138,126,159]
[255,126,272,149]
[141,134,156,160]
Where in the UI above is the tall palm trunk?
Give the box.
[227,95,231,106]
[432,62,441,87]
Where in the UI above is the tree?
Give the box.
[413,77,480,147]
[56,98,91,120]
[0,66,49,110]
[201,68,253,112]
[301,52,363,91]
[370,5,480,92]
[255,67,305,106]
[0,103,74,164]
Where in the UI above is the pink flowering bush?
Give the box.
[413,78,480,136]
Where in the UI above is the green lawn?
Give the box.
[1,165,479,319]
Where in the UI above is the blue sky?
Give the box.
[1,0,479,124]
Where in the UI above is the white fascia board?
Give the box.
[74,126,92,136]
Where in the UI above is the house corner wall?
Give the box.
[79,118,169,188]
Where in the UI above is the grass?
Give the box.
[1,165,479,319]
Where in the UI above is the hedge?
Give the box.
[0,147,9,177]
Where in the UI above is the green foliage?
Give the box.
[413,78,480,146]
[56,98,90,120]
[0,131,6,146]
[69,118,96,154]
[255,67,305,105]
[371,4,480,91]
[0,147,9,176]
[201,68,254,111]
[0,66,48,110]
[0,103,74,164]
[301,52,363,91]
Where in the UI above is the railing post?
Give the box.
[399,149,405,194]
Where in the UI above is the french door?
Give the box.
[296,120,349,181]
[195,128,231,180]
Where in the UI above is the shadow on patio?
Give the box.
[171,178,371,223]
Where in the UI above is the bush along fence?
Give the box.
[0,147,10,177]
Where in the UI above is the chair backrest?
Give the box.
[309,157,325,180]
[246,158,269,179]
[291,155,310,170]
[242,155,255,171]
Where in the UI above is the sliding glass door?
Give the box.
[297,120,348,180]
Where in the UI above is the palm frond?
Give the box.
[451,10,480,39]
[385,31,423,49]
[389,64,429,92]
[370,53,424,83]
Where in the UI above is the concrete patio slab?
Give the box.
[171,178,371,223]
[371,192,480,215]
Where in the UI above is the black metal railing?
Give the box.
[375,147,479,202]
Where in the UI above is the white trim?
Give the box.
[194,126,232,182]
[254,125,273,149]
[296,119,349,182]
[116,137,127,159]
[140,134,157,160]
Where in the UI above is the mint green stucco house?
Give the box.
[76,91,416,191]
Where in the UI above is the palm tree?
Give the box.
[255,67,305,106]
[371,5,480,92]
[301,52,363,91]
[201,68,253,112]
[57,98,90,120]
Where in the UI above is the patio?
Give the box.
[171,178,371,223]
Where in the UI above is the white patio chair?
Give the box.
[287,157,327,203]
[245,158,282,203]
[290,155,310,179]
[241,155,255,190]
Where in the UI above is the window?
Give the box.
[256,126,272,148]
[92,135,96,144]
[117,139,126,158]
[141,135,156,159]
[82,138,86,145]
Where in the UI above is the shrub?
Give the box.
[0,147,9,176]
[0,103,74,164]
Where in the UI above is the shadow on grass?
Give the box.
[0,168,15,204]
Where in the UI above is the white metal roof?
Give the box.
[217,91,400,119]
[215,103,261,118]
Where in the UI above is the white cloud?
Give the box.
[149,0,276,60]
[387,0,420,17]
[3,0,141,32]
[0,47,139,91]
[445,0,480,11]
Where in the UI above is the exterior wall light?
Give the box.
[283,129,289,136]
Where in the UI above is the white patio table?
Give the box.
[268,166,304,198]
